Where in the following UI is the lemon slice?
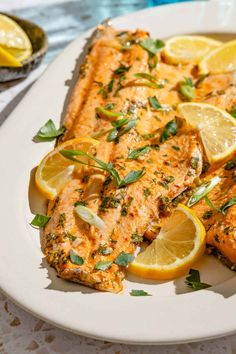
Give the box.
[128,204,206,280]
[0,14,32,63]
[35,137,99,200]
[199,39,236,74]
[178,102,236,163]
[163,35,221,65]
[0,45,22,67]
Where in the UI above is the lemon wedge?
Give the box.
[0,45,22,67]
[0,14,32,64]
[163,35,221,65]
[35,137,99,200]
[128,204,206,280]
[199,39,236,74]
[178,102,236,163]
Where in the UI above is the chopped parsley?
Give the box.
[114,65,131,75]
[190,157,199,170]
[58,213,66,227]
[143,187,151,198]
[179,77,195,100]
[121,197,133,216]
[99,195,120,210]
[185,269,210,291]
[70,249,84,265]
[224,158,236,170]
[159,119,177,143]
[131,230,143,244]
[139,38,164,55]
[202,210,213,220]
[171,145,180,151]
[34,119,65,142]
[220,197,236,215]
[148,96,162,110]
[128,145,151,160]
[114,251,134,266]
[30,214,50,227]
[95,260,112,271]
[74,201,87,207]
[130,289,151,296]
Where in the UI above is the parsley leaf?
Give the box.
[128,145,151,160]
[95,260,112,271]
[114,65,131,75]
[115,251,134,266]
[30,214,50,227]
[107,119,136,142]
[148,96,162,110]
[34,119,65,142]
[70,249,84,265]
[220,197,236,215]
[185,269,210,291]
[140,38,164,55]
[159,119,177,143]
[130,289,151,296]
[119,169,145,188]
[131,230,143,244]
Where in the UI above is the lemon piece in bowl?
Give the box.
[129,204,206,280]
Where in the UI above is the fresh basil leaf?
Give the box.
[128,146,151,160]
[185,269,210,291]
[95,260,112,271]
[114,65,131,75]
[130,289,151,296]
[187,176,221,207]
[114,251,134,266]
[70,249,84,265]
[119,169,145,187]
[159,119,177,143]
[75,205,105,230]
[220,197,236,215]
[34,119,65,142]
[30,214,50,227]
[148,96,162,110]
[140,38,164,55]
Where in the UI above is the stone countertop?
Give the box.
[0,1,235,353]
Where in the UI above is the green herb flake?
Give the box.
[128,145,151,160]
[114,65,131,75]
[74,201,87,207]
[220,197,236,215]
[229,106,236,118]
[95,260,112,271]
[58,213,66,227]
[148,96,162,110]
[70,249,84,265]
[96,106,122,119]
[143,188,151,198]
[130,289,151,296]
[202,210,213,220]
[30,214,50,227]
[172,145,180,151]
[194,74,209,88]
[115,251,134,266]
[107,78,115,93]
[179,77,195,101]
[99,195,121,210]
[119,169,145,188]
[131,230,143,244]
[140,38,164,55]
[134,73,164,89]
[160,119,177,143]
[185,269,211,291]
[190,157,199,170]
[224,158,236,170]
[98,88,108,99]
[34,119,65,142]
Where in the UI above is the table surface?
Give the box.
[0,1,236,353]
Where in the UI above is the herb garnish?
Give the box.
[58,213,66,227]
[75,205,105,230]
[229,106,236,118]
[114,251,134,266]
[187,176,221,207]
[185,269,210,291]
[96,107,122,119]
[139,38,164,70]
[131,230,143,244]
[34,119,65,142]
[70,249,84,265]
[190,157,199,170]
[224,158,236,170]
[74,201,87,207]
[95,260,112,271]
[128,145,151,160]
[134,73,164,89]
[130,289,151,296]
[148,96,162,110]
[179,77,195,100]
[107,119,136,142]
[159,119,177,143]
[99,195,120,210]
[60,149,145,188]
[114,65,131,75]
[30,214,50,227]
[202,210,213,220]
[220,197,236,215]
[143,188,151,198]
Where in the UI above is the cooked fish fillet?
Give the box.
[43,26,204,292]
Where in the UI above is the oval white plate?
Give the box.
[0,0,235,345]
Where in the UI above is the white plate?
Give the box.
[0,0,235,345]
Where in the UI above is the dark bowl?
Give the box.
[0,12,48,83]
